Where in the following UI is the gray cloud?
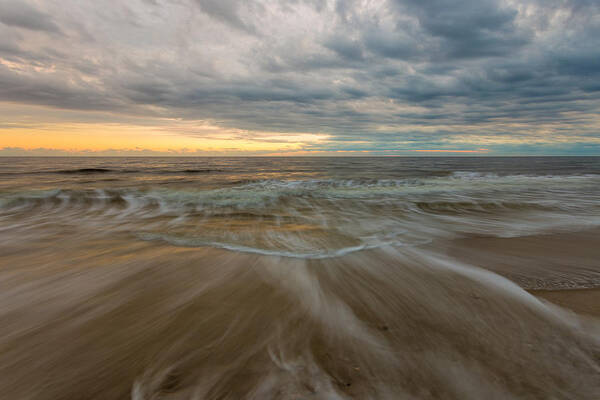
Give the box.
[0,1,61,33]
[192,0,259,34]
[0,0,598,154]
[397,0,530,59]
[323,35,364,60]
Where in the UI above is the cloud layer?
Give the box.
[1,0,599,154]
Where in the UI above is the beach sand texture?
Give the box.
[0,157,598,399]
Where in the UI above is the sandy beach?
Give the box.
[440,229,600,316]
[1,157,599,399]
[531,288,600,317]
[440,229,600,290]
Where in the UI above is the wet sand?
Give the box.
[438,229,600,317]
[1,215,600,399]
[531,288,600,318]
[439,228,600,290]
[1,232,599,399]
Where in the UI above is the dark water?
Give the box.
[0,157,599,399]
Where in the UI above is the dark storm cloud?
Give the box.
[395,0,531,59]
[0,0,599,154]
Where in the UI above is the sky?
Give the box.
[0,0,599,156]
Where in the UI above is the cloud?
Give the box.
[396,0,531,59]
[0,1,61,33]
[0,0,598,155]
[192,0,259,34]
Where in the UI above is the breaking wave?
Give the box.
[1,173,599,259]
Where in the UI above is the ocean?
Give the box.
[0,156,599,399]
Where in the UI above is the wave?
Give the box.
[56,168,114,174]
[2,168,224,175]
[1,172,598,217]
[0,186,590,215]
[414,200,562,214]
[180,169,215,173]
[4,167,599,183]
[449,170,600,181]
[2,180,599,260]
[137,232,392,259]
[54,168,221,175]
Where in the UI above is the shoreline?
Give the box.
[430,228,600,317]
[530,288,600,318]
[436,229,600,290]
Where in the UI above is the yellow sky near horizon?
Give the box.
[0,122,333,154]
[0,102,332,154]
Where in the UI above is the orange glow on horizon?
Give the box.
[0,121,329,154]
